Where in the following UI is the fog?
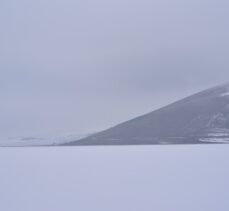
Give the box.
[1,0,229,139]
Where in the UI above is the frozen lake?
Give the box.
[0,145,229,211]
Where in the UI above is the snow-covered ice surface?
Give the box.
[0,145,229,211]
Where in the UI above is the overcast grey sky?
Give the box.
[1,0,229,138]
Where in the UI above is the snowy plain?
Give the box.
[0,145,229,211]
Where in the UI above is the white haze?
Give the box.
[1,0,229,141]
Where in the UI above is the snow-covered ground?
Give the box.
[0,145,229,211]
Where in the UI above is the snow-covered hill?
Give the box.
[67,83,229,145]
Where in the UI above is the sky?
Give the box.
[1,0,229,138]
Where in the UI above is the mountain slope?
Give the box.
[67,84,229,145]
